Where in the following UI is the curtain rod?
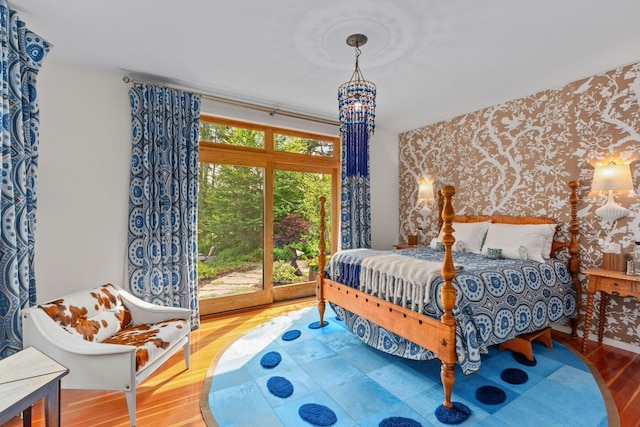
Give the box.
[122,76,339,127]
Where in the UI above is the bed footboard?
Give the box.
[316,186,459,412]
[316,181,581,419]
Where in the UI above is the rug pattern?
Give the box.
[205,306,610,427]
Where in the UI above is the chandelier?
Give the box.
[338,34,376,136]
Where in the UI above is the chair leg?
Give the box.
[183,342,191,370]
[125,389,136,426]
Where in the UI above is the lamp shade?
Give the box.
[591,163,634,192]
[591,163,635,222]
[418,180,434,200]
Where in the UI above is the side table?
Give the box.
[392,244,417,250]
[0,346,68,427]
[581,268,640,355]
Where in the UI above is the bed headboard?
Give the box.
[436,182,580,259]
[450,215,554,225]
[434,181,581,338]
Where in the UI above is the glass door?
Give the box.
[271,169,332,301]
[197,116,339,315]
[197,164,264,300]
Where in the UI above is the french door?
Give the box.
[197,116,339,315]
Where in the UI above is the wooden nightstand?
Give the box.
[392,244,417,249]
[581,268,640,354]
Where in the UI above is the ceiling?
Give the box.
[15,0,640,133]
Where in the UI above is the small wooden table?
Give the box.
[581,268,640,355]
[392,244,417,249]
[0,346,68,427]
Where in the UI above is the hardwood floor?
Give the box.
[562,330,640,427]
[4,298,640,426]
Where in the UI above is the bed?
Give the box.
[315,181,581,417]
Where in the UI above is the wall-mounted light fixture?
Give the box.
[418,178,434,211]
[591,162,635,222]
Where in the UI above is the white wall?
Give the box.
[369,127,400,250]
[36,61,131,301]
[34,61,400,301]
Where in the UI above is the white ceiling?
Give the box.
[15,0,640,133]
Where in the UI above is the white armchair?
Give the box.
[21,284,191,426]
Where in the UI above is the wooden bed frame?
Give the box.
[315,181,581,413]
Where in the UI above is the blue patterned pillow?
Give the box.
[435,241,445,252]
[487,248,502,259]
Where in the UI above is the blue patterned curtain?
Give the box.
[127,84,201,328]
[0,1,51,358]
[340,122,371,249]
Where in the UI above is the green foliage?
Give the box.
[197,261,220,281]
[216,247,262,263]
[273,170,305,219]
[198,247,262,281]
[307,260,319,272]
[200,123,264,148]
[307,255,330,272]
[198,124,266,257]
[272,169,331,256]
[272,260,300,286]
[292,241,319,260]
[198,163,263,255]
[273,247,292,262]
[274,134,333,157]
[197,123,333,283]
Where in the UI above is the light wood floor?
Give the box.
[5,298,640,427]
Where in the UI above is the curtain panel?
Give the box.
[0,0,51,357]
[127,84,201,328]
[340,123,372,249]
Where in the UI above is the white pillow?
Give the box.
[482,223,556,263]
[511,223,556,258]
[431,221,491,254]
[539,224,557,258]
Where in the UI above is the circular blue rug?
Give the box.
[205,306,612,427]
[434,402,471,425]
[298,403,337,426]
[512,351,537,366]
[308,320,329,329]
[379,416,422,427]
[475,385,507,405]
[259,351,282,368]
[282,329,301,341]
[267,376,294,398]
[501,367,528,385]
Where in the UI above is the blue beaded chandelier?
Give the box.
[338,34,376,138]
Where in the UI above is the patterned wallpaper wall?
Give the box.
[399,62,640,348]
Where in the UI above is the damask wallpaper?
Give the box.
[399,62,640,349]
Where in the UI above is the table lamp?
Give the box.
[591,162,635,222]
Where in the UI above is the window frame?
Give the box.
[198,115,340,315]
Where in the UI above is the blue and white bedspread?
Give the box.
[325,247,577,374]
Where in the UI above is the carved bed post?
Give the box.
[317,196,327,327]
[567,181,581,338]
[439,185,456,410]
[437,189,444,231]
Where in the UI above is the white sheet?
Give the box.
[359,254,444,312]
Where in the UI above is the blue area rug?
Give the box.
[203,306,614,426]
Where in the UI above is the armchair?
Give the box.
[21,284,191,426]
